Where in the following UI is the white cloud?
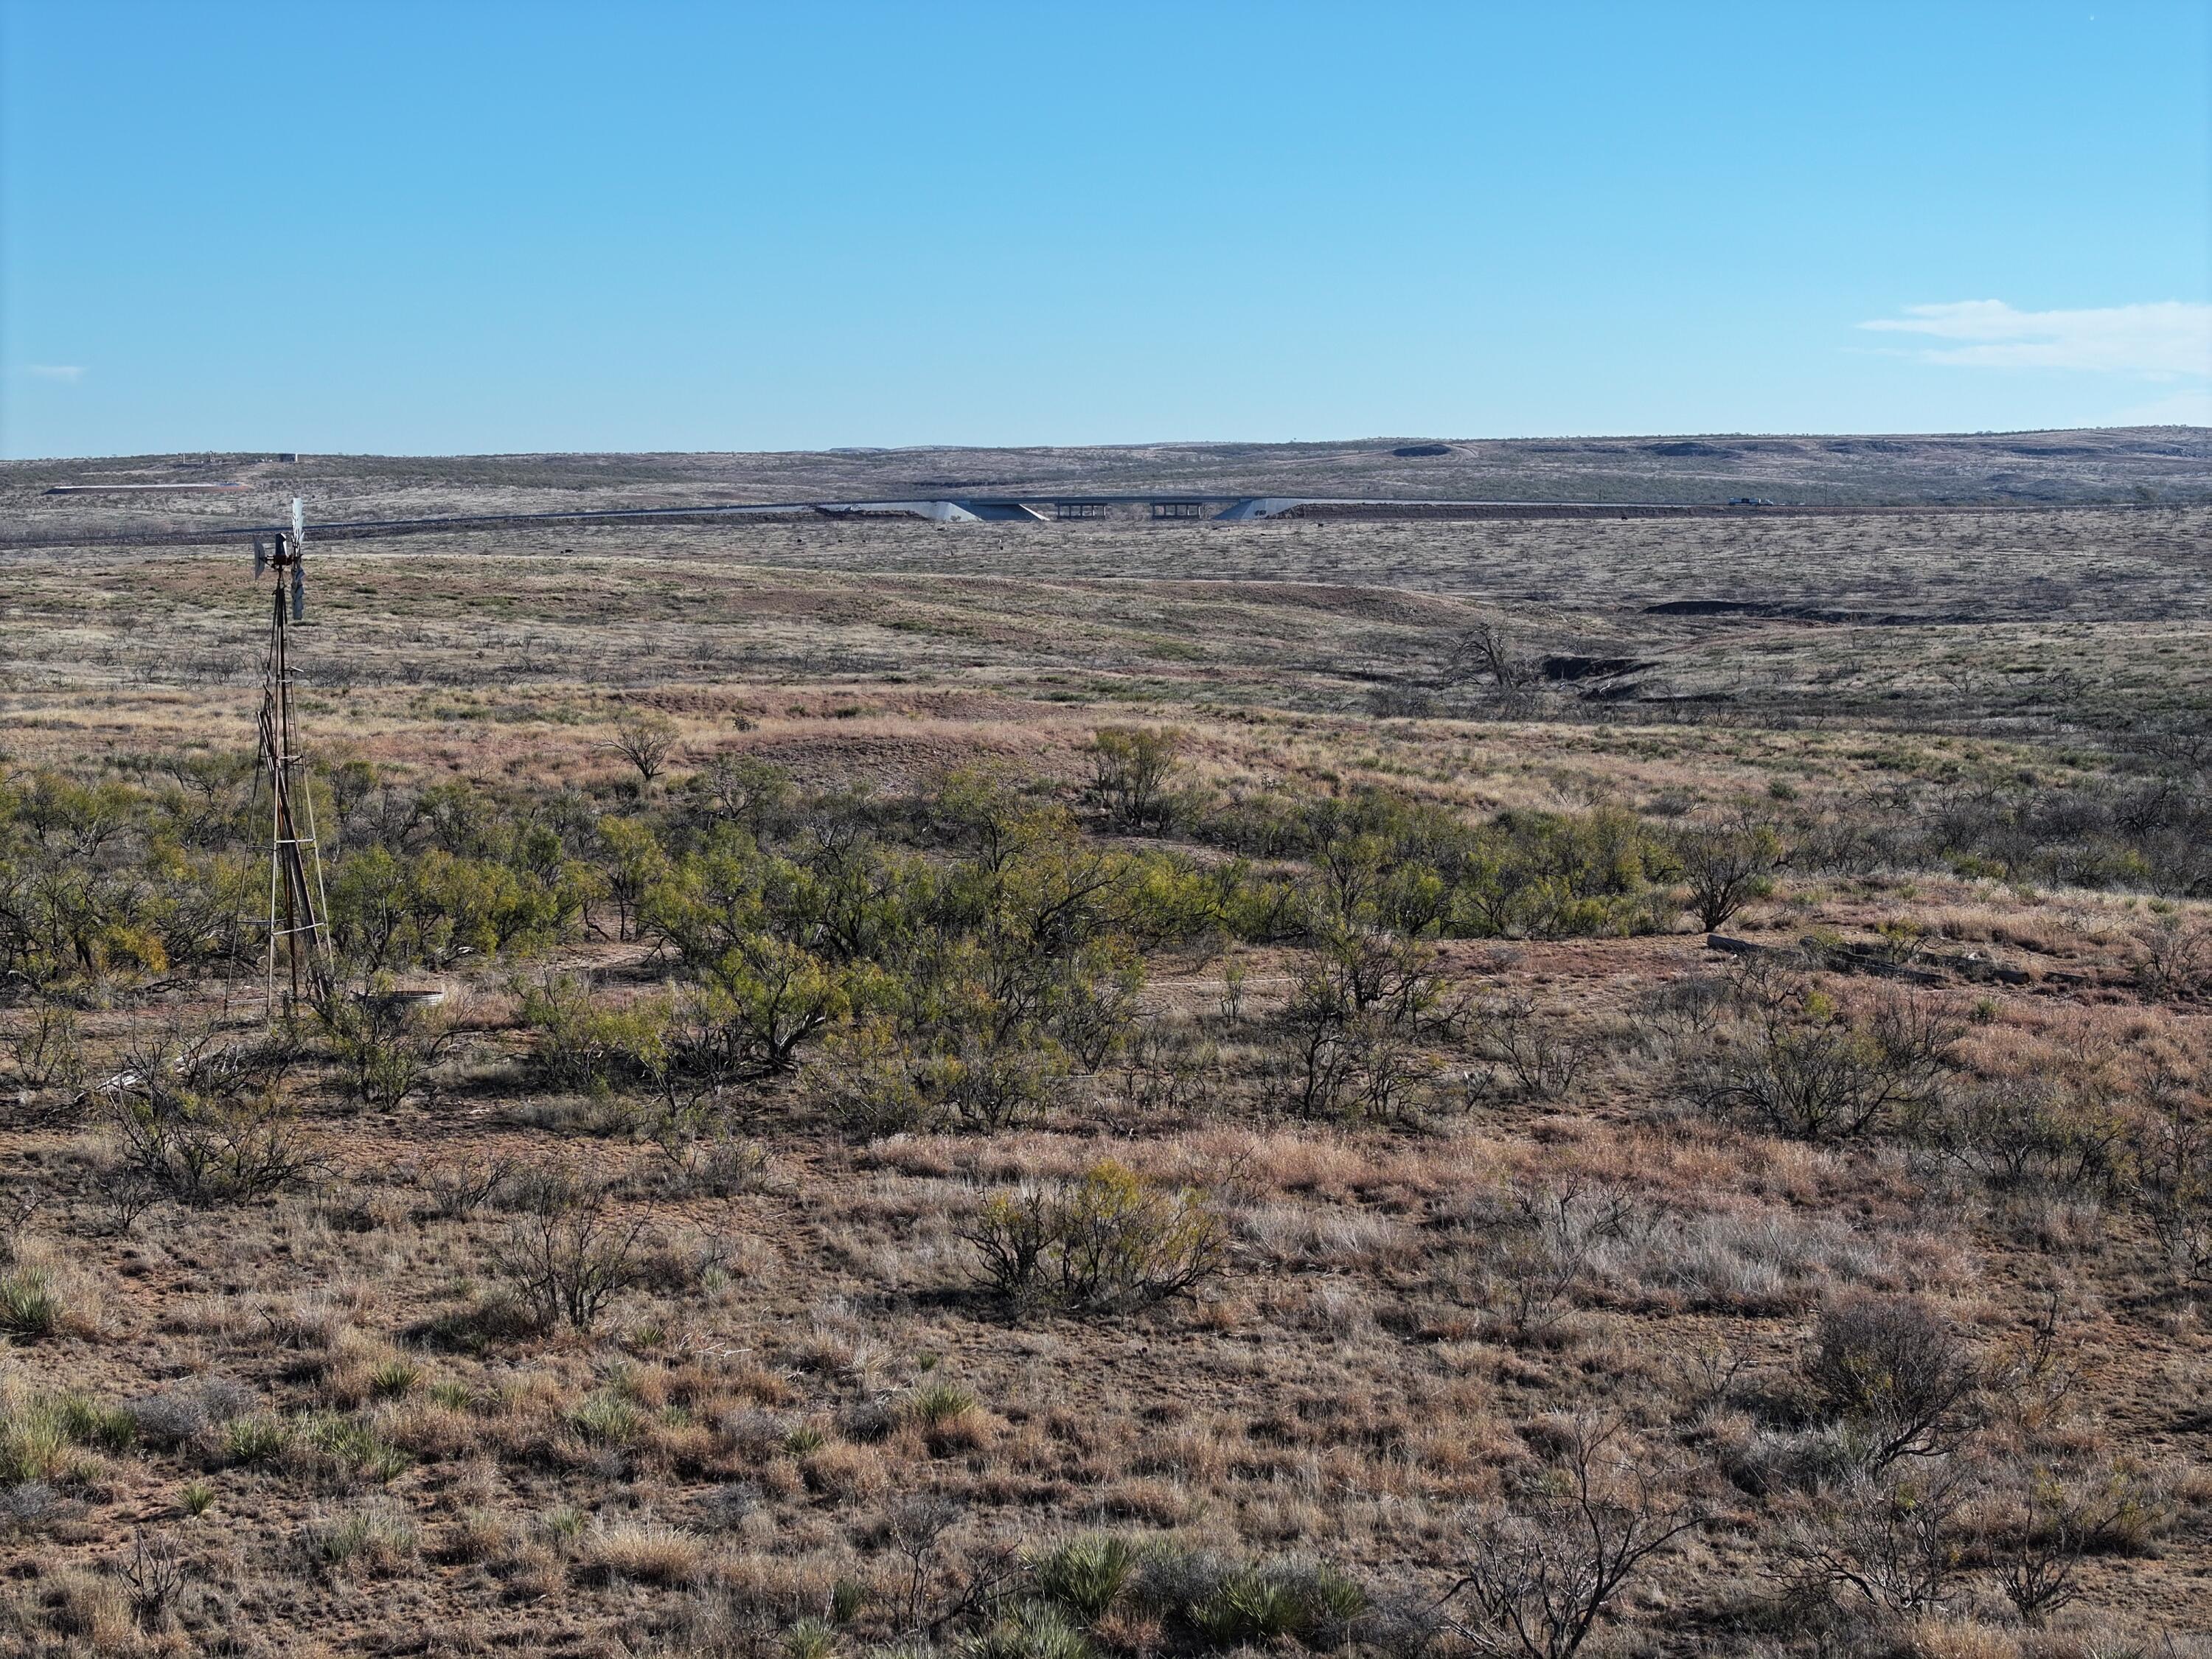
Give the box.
[1860,300,2212,378]
[24,364,86,382]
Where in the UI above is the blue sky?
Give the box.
[3,0,2207,458]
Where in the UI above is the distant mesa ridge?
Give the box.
[4,426,2202,546]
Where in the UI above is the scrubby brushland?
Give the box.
[0,494,2208,1658]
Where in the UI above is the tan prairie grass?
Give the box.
[7,509,2205,806]
[579,1514,708,1587]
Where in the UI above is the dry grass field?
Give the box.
[0,472,2208,1659]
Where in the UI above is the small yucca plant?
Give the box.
[1032,1534,1136,1624]
[369,1358,423,1399]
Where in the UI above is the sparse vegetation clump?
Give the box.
[1442,1418,1700,1659]
[100,1032,319,1206]
[1085,726,1189,833]
[1684,984,1961,1141]
[960,1161,1225,1313]
[487,1167,653,1333]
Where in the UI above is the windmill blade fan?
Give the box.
[253,538,268,579]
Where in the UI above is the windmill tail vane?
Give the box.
[254,498,335,1015]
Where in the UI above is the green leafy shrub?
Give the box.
[318,990,461,1111]
[518,973,661,1094]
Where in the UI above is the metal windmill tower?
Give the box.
[251,499,335,1015]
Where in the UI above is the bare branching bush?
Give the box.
[1719,949,1813,1018]
[1113,1020,1217,1120]
[1803,1297,1979,1472]
[418,1152,518,1219]
[1274,931,1450,1121]
[1276,998,1441,1125]
[3,1003,83,1093]
[1444,619,1544,716]
[1774,1460,1968,1620]
[1469,998,1600,1102]
[125,1377,252,1448]
[116,1528,195,1631]
[959,1161,1224,1314]
[488,1168,653,1334]
[602,709,681,790]
[2134,913,2211,1001]
[1276,1006,1363,1121]
[1326,929,1454,1028]
[1450,1177,1642,1342]
[1688,993,1960,1141]
[1982,1459,2155,1626]
[1672,816,1785,933]
[317,988,462,1111]
[1442,1416,1701,1659]
[1980,1283,2086,1436]
[646,1127,773,1200]
[0,1188,40,1267]
[2124,1066,2212,1292]
[1085,726,1186,833]
[101,1032,316,1207]
[1921,1078,2127,1204]
[874,1493,962,1635]
[1621,974,1729,1065]
[89,1166,160,1236]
